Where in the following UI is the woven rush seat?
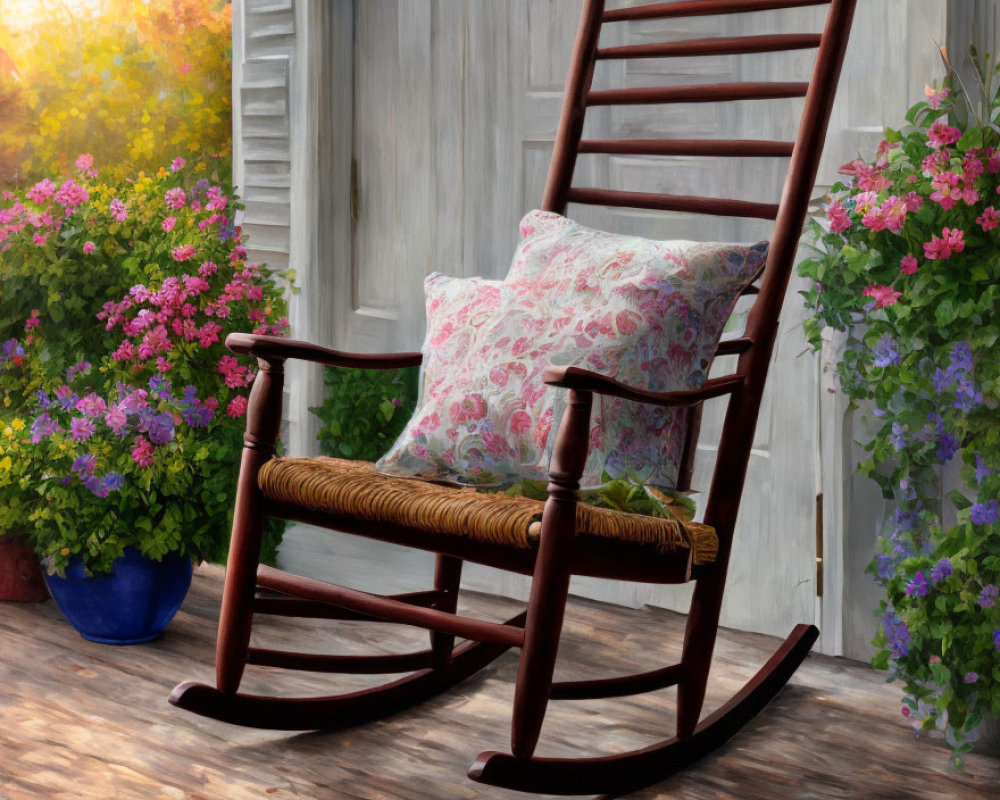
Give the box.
[258,456,717,565]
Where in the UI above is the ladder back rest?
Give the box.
[540,0,856,542]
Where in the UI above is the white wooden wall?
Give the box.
[232,0,983,655]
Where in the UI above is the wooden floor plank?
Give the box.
[0,564,997,799]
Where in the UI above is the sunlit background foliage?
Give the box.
[0,0,232,186]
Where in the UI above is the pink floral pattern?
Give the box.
[377,211,767,488]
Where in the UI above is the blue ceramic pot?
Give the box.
[44,546,193,645]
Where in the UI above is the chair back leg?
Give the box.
[430,554,463,668]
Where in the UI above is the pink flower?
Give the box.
[109,198,128,222]
[509,411,532,435]
[987,147,1000,174]
[899,255,919,275]
[852,191,879,216]
[198,322,222,348]
[75,153,97,177]
[111,340,133,361]
[75,393,107,418]
[131,436,155,467]
[226,396,248,418]
[927,120,962,149]
[26,180,55,204]
[929,171,960,210]
[204,397,219,411]
[164,188,187,210]
[825,201,850,233]
[70,417,95,441]
[923,227,965,260]
[104,405,128,435]
[32,232,46,246]
[83,241,96,255]
[904,191,923,212]
[156,356,172,373]
[862,284,902,309]
[880,195,907,233]
[860,207,886,232]
[198,260,218,277]
[170,157,185,172]
[54,179,89,209]
[921,149,950,176]
[977,206,999,232]
[924,84,950,109]
[162,216,177,233]
[172,244,197,262]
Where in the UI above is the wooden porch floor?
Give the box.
[1,563,998,799]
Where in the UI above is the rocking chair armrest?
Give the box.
[226,333,423,370]
[542,365,744,407]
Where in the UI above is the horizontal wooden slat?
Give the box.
[551,663,686,700]
[246,647,435,674]
[256,566,525,647]
[588,82,809,106]
[716,337,753,356]
[578,138,794,157]
[596,33,822,59]
[602,0,830,22]
[566,187,779,219]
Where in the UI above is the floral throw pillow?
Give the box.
[376,210,767,489]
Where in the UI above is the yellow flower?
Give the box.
[11,418,25,432]
[2,396,10,407]
[60,547,70,556]
[2,426,13,439]
[0,456,10,471]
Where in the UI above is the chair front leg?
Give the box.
[510,389,593,759]
[216,356,285,693]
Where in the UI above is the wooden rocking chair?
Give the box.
[171,0,856,794]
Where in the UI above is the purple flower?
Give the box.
[976,456,992,486]
[182,405,214,428]
[929,558,952,583]
[872,333,901,367]
[978,584,999,609]
[181,385,199,406]
[964,672,979,684]
[84,474,108,497]
[905,571,931,597]
[103,472,125,491]
[35,389,52,410]
[949,341,973,373]
[889,423,907,451]
[30,412,60,442]
[970,500,999,526]
[69,417,95,442]
[147,412,175,445]
[936,433,959,463]
[876,554,894,580]
[883,607,910,659]
[953,376,983,411]
[995,630,1000,655]
[71,453,96,479]
[932,367,953,394]
[148,375,172,399]
[54,384,78,410]
[65,360,91,382]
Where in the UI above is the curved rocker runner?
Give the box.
[170,0,857,794]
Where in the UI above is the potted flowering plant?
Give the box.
[798,51,1000,762]
[0,155,291,640]
[0,321,48,601]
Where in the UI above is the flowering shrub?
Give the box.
[0,0,231,185]
[799,58,1000,761]
[0,156,290,574]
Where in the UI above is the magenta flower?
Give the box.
[923,227,965,260]
[862,284,902,309]
[26,179,56,204]
[75,153,98,178]
[104,405,128,435]
[853,191,879,216]
[162,216,177,233]
[32,233,46,246]
[198,260,218,277]
[924,85,949,109]
[929,171,960,210]
[54,179,89,209]
[172,244,196,262]
[976,206,999,232]
[83,241,96,255]
[880,196,907,233]
[131,435,155,468]
[927,120,962,149]
[75,393,107,418]
[109,198,128,222]
[170,157,185,172]
[69,417,95,441]
[860,207,886,232]
[164,188,187,210]
[899,254,918,275]
[226,396,248,418]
